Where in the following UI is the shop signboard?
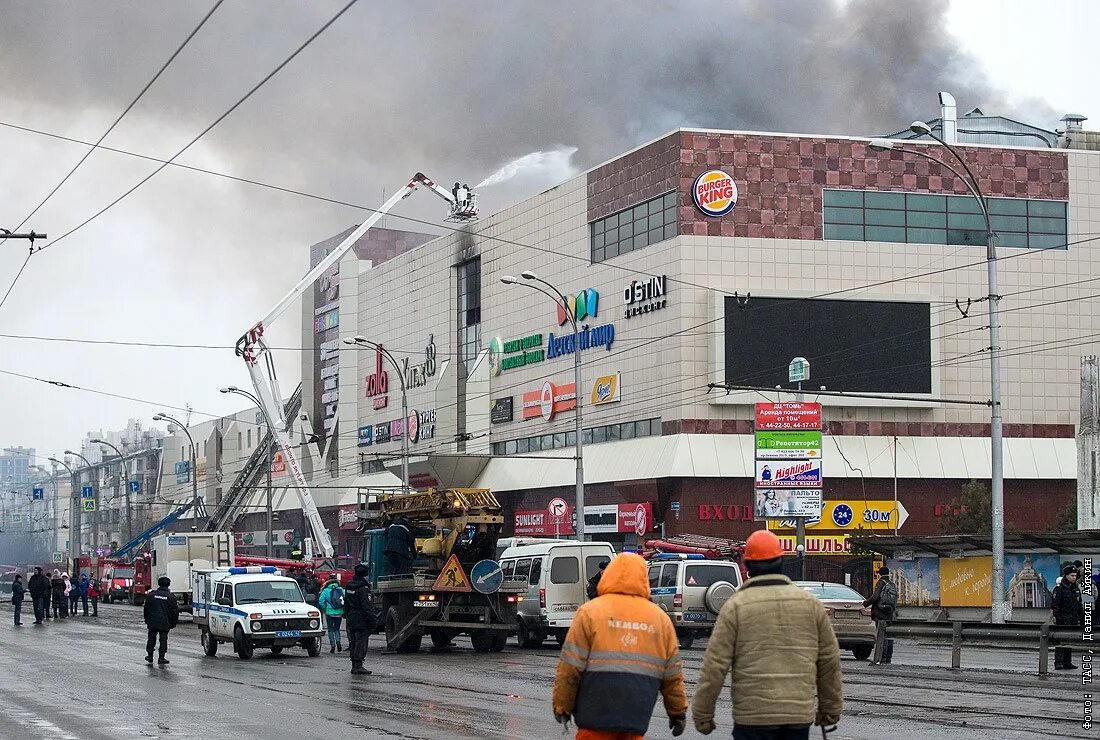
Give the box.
[754,402,822,431]
[591,373,621,406]
[337,506,360,530]
[521,381,577,421]
[174,461,190,485]
[490,397,514,424]
[755,459,822,488]
[754,430,821,459]
[692,169,737,216]
[513,502,653,537]
[754,488,822,519]
[357,425,373,447]
[623,275,668,319]
[271,450,287,478]
[364,344,389,410]
[776,535,850,555]
[767,500,909,532]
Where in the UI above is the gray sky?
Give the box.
[0,0,1091,459]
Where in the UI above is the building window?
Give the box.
[359,457,386,475]
[247,429,251,448]
[590,192,678,263]
[491,418,661,456]
[823,189,1068,249]
[237,431,242,450]
[457,258,481,367]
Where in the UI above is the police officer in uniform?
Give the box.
[143,576,180,665]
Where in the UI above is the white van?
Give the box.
[499,539,615,647]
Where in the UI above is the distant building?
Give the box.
[0,446,35,485]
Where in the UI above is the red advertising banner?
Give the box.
[337,506,360,530]
[513,502,653,537]
[521,381,577,421]
[754,402,822,431]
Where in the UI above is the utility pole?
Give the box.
[266,439,274,557]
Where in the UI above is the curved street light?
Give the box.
[222,385,276,555]
[867,130,1005,622]
[343,337,410,495]
[92,439,133,545]
[500,270,586,540]
[154,413,201,531]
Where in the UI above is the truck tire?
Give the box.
[516,619,543,649]
[234,626,254,660]
[269,646,283,655]
[201,628,218,657]
[470,630,496,653]
[430,629,458,649]
[490,633,507,652]
[306,637,322,657]
[384,605,422,654]
[851,645,873,661]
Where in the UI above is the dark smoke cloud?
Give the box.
[0,0,1043,451]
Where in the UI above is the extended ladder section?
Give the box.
[205,384,303,533]
[112,502,195,560]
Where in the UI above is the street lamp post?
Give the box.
[154,413,200,531]
[29,464,56,554]
[67,451,100,559]
[49,457,76,559]
[92,439,132,545]
[343,338,410,495]
[221,386,274,556]
[868,130,1006,622]
[501,271,586,541]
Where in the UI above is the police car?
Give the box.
[192,566,325,659]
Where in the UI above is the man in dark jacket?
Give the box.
[863,566,898,665]
[343,564,374,675]
[143,576,180,665]
[304,573,322,605]
[1053,565,1084,670]
[50,571,66,618]
[28,567,49,624]
[586,560,609,599]
[11,574,26,626]
[383,515,415,576]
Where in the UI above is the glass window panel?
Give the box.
[633,205,647,223]
[505,440,517,455]
[865,208,905,226]
[649,198,663,216]
[947,196,983,214]
[606,424,620,441]
[664,192,677,210]
[554,433,566,448]
[1029,216,1066,234]
[490,443,502,456]
[605,225,618,244]
[990,214,1028,232]
[906,193,946,212]
[946,228,986,246]
[988,198,1027,216]
[823,206,863,225]
[591,426,607,443]
[947,213,987,230]
[865,225,906,243]
[621,422,636,439]
[566,430,576,447]
[592,219,604,235]
[605,239,620,260]
[864,191,905,209]
[645,214,661,232]
[664,206,677,225]
[996,232,1028,248]
[823,189,863,207]
[824,223,863,241]
[907,227,947,245]
[593,246,605,263]
[516,438,530,454]
[664,223,678,240]
[541,434,554,450]
[1027,200,1067,217]
[635,421,650,437]
[592,232,604,249]
[634,229,650,249]
[619,220,633,238]
[906,210,946,228]
[1029,233,1066,250]
[582,429,593,445]
[619,235,634,253]
[650,227,666,245]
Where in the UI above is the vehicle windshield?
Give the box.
[112,567,134,579]
[235,581,304,605]
[798,583,864,601]
[684,564,739,588]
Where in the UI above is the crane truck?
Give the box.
[235,173,478,563]
[358,488,525,653]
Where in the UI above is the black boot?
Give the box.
[350,661,371,675]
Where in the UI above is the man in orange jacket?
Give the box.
[552,552,687,740]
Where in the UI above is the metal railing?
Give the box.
[880,619,1092,675]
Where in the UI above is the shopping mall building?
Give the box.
[223,106,1100,561]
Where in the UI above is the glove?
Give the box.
[816,710,840,727]
[695,717,716,735]
[669,714,686,737]
[554,713,571,726]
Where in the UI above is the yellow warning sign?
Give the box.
[82,499,97,512]
[433,554,472,593]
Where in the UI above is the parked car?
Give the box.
[499,539,615,648]
[794,581,876,660]
[647,554,743,649]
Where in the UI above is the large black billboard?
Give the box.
[723,296,932,394]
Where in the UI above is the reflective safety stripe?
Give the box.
[589,650,665,668]
[585,662,664,679]
[559,652,587,670]
[562,640,590,659]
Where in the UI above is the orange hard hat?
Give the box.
[743,530,784,561]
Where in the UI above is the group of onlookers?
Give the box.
[11,566,101,625]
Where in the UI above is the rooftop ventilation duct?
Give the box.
[938,91,958,144]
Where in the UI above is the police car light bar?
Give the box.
[651,553,706,561]
[228,566,278,575]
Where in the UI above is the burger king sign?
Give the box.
[692,169,737,217]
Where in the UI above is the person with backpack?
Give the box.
[88,578,100,617]
[863,566,898,665]
[343,564,375,675]
[317,576,346,653]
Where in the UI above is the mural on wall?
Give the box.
[1005,554,1059,608]
[940,556,993,608]
[886,557,940,607]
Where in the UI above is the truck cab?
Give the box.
[192,566,325,660]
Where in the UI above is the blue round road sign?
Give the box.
[832,504,854,527]
[470,559,504,595]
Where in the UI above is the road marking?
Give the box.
[0,705,82,740]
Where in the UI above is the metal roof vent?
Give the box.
[1061,113,1088,131]
[938,92,958,143]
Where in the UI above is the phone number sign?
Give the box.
[755,402,821,431]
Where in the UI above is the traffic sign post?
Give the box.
[81,485,94,499]
[471,559,504,594]
[82,499,97,513]
[32,486,44,500]
[129,480,141,493]
[433,554,472,593]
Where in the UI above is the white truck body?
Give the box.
[152,532,234,608]
[192,566,325,659]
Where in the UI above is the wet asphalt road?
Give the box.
[0,603,1089,739]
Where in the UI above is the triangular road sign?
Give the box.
[433,554,472,592]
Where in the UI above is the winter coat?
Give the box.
[343,577,375,631]
[143,586,180,632]
[62,577,73,597]
[318,581,345,617]
[863,575,897,621]
[1052,579,1084,627]
[11,580,25,604]
[50,576,65,599]
[88,581,100,599]
[28,573,49,599]
[383,518,414,559]
[585,571,603,600]
[78,576,90,596]
[553,553,687,735]
[691,573,843,729]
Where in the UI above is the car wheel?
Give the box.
[704,581,737,616]
[201,628,218,657]
[516,620,543,648]
[851,645,873,661]
[270,646,283,655]
[384,605,422,654]
[234,626,254,660]
[306,637,322,657]
[490,633,507,652]
[676,628,696,650]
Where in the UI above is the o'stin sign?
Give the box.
[692,169,737,216]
